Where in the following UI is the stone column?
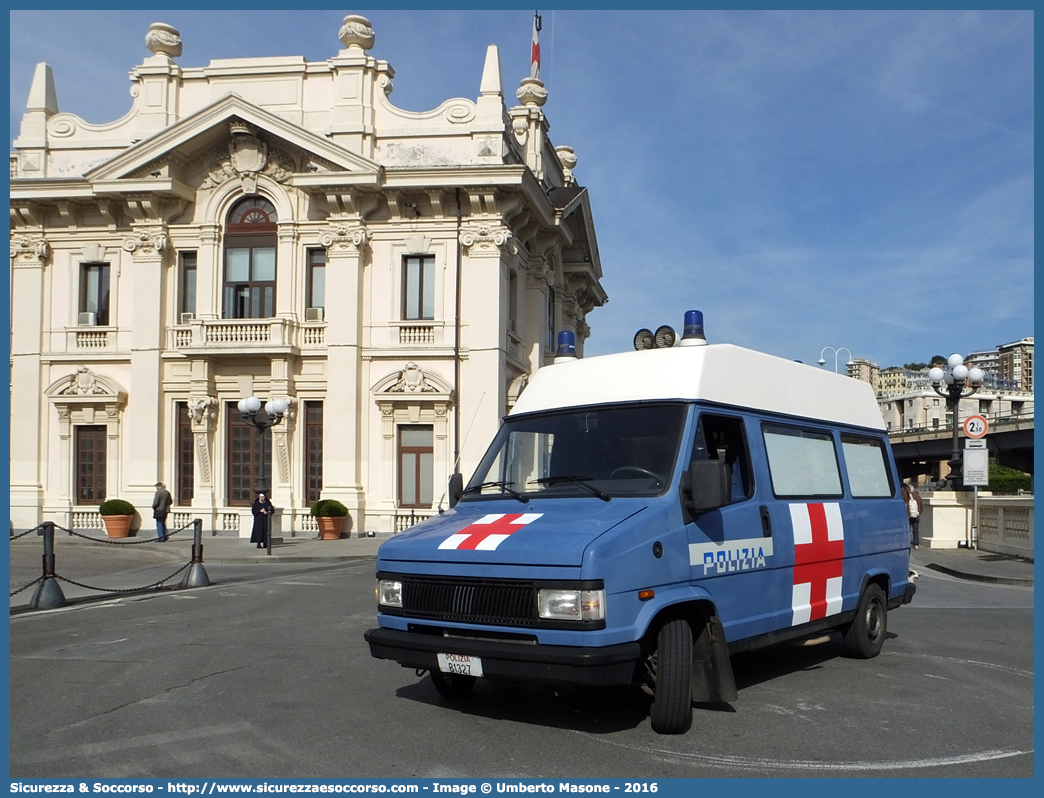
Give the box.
[188,389,218,529]
[196,224,220,320]
[122,225,169,508]
[268,358,295,519]
[319,224,367,533]
[458,222,514,474]
[9,234,49,528]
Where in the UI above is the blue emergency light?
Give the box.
[680,309,707,346]
[555,330,577,361]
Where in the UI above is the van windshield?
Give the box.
[463,404,688,502]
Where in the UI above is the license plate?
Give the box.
[437,652,483,677]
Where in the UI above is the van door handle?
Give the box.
[760,505,772,538]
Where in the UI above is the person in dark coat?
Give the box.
[251,493,274,549]
[152,482,173,541]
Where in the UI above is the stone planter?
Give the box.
[317,516,345,540]
[102,516,133,538]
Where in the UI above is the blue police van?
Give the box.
[364,312,915,734]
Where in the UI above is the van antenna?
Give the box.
[437,391,486,512]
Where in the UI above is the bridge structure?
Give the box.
[889,413,1034,480]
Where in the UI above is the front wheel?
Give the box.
[429,670,476,699]
[649,619,693,734]
[842,584,887,658]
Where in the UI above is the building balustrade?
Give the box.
[169,316,328,353]
[397,322,437,345]
[395,508,436,532]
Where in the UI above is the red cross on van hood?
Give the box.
[377,500,647,568]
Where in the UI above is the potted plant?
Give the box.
[98,499,136,538]
[311,499,348,540]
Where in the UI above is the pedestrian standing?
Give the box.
[251,492,274,549]
[902,483,923,549]
[152,482,173,541]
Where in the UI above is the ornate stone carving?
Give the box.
[339,15,375,50]
[389,363,439,394]
[122,228,167,256]
[145,22,182,58]
[459,224,512,253]
[199,160,238,190]
[195,432,212,485]
[555,146,577,186]
[511,117,528,145]
[562,294,584,323]
[58,367,109,396]
[516,77,548,107]
[228,121,267,194]
[276,434,290,484]
[319,224,367,253]
[10,235,49,264]
[525,258,554,287]
[188,396,216,427]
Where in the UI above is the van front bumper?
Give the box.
[364,627,642,687]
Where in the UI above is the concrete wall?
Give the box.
[920,491,1034,560]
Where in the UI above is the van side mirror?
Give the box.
[448,473,464,509]
[687,460,732,515]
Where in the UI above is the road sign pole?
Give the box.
[972,486,978,549]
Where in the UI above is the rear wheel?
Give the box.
[429,670,476,699]
[649,619,693,734]
[842,583,887,658]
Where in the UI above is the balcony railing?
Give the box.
[397,323,436,345]
[395,508,437,533]
[169,318,327,351]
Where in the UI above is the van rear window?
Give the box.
[762,424,842,498]
[841,434,894,498]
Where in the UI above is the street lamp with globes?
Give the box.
[818,346,854,374]
[928,354,984,490]
[237,395,288,555]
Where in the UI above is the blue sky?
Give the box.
[10,9,1034,367]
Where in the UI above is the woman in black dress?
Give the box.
[251,493,274,549]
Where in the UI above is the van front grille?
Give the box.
[402,576,537,626]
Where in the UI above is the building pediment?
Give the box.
[373,363,453,401]
[45,366,127,406]
[85,94,382,192]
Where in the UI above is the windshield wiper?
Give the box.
[461,481,530,503]
[530,475,611,502]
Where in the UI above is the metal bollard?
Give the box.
[30,521,67,609]
[182,518,211,588]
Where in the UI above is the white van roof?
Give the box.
[511,343,885,431]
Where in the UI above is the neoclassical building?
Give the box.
[10,15,606,536]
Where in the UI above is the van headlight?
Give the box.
[377,579,403,607]
[537,588,606,622]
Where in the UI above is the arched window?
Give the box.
[223,196,277,319]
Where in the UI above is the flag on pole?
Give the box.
[530,12,542,80]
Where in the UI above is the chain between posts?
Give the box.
[10,524,45,541]
[9,519,207,600]
[55,519,194,545]
[55,563,192,594]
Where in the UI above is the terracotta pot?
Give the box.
[317,516,345,540]
[102,515,133,538]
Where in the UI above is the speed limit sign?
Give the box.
[963,415,988,438]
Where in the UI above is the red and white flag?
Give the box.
[530,12,542,80]
[439,513,543,551]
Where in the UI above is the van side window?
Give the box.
[762,424,843,498]
[841,434,894,498]
[691,414,752,502]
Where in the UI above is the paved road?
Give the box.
[9,558,1033,778]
